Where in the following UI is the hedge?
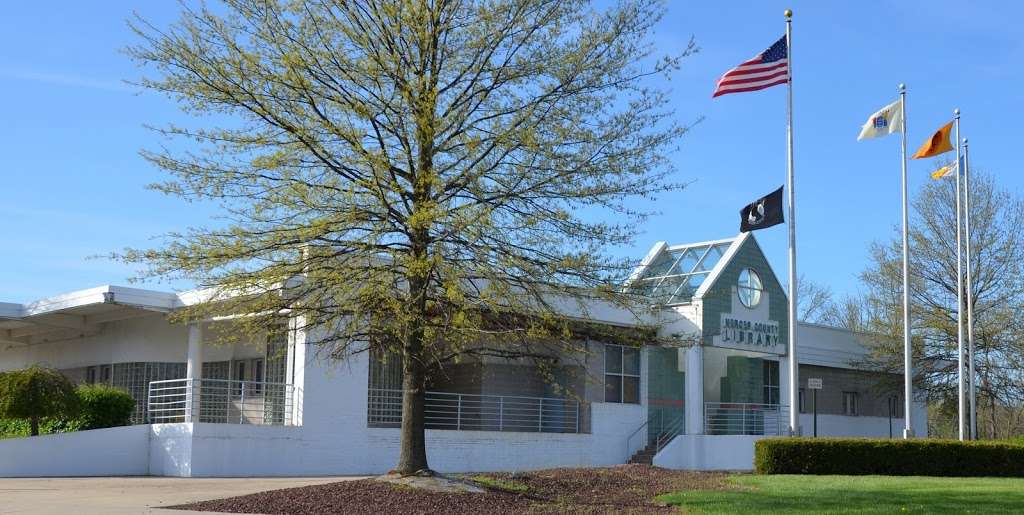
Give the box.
[755,437,1024,477]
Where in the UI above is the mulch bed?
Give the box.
[168,465,729,514]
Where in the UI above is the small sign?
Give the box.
[808,378,823,390]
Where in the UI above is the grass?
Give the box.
[465,475,530,494]
[658,474,1024,514]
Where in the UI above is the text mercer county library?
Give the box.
[0,231,924,476]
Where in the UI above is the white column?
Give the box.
[185,323,203,423]
[287,315,307,426]
[685,345,704,434]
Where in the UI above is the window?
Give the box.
[605,344,640,404]
[762,360,779,405]
[799,388,806,413]
[843,391,859,416]
[738,268,763,308]
[233,359,266,395]
[86,366,97,384]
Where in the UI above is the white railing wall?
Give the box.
[148,378,296,426]
[367,388,582,434]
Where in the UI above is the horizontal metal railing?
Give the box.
[148,378,296,426]
[704,402,789,436]
[368,388,581,434]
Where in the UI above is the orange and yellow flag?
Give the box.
[931,163,956,180]
[912,121,954,159]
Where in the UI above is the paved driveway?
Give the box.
[0,476,364,515]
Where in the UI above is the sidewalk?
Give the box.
[0,476,364,515]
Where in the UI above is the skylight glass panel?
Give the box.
[674,249,700,275]
[629,239,733,305]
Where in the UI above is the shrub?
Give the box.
[0,418,30,439]
[71,384,136,430]
[0,383,135,438]
[755,437,1024,477]
[0,367,79,435]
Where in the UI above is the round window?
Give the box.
[738,268,762,308]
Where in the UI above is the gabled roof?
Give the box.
[627,232,786,306]
[626,236,738,305]
[694,232,749,300]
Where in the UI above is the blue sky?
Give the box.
[1,1,1021,303]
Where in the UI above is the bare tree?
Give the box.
[797,275,836,324]
[855,167,1024,438]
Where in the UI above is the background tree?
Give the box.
[123,0,693,473]
[797,275,838,324]
[0,366,79,436]
[855,168,1024,438]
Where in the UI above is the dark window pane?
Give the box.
[605,375,622,403]
[605,345,622,374]
[623,347,640,375]
[623,376,640,404]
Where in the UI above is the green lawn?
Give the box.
[658,474,1024,514]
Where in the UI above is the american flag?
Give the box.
[713,36,788,98]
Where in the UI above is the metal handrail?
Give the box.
[367,388,582,434]
[654,413,685,453]
[148,378,296,426]
[625,411,660,459]
[704,401,789,436]
[625,410,685,461]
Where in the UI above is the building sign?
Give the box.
[808,378,822,390]
[713,314,785,354]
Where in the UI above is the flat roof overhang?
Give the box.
[0,285,179,347]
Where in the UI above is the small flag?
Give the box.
[912,121,954,159]
[931,157,963,180]
[740,186,785,232]
[857,100,903,141]
[713,36,788,98]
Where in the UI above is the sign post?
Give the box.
[808,378,822,438]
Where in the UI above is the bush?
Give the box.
[0,381,135,438]
[0,367,79,435]
[755,437,1024,477]
[0,418,30,439]
[71,384,136,430]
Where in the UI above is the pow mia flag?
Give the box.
[740,186,784,233]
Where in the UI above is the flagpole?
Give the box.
[963,137,976,440]
[784,8,800,437]
[899,84,914,439]
[954,109,965,442]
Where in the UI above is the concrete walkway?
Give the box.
[0,476,364,514]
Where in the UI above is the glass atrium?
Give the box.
[629,239,733,305]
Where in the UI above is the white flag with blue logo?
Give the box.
[857,100,903,141]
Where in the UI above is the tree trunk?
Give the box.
[395,52,438,475]
[988,390,998,439]
[396,269,431,474]
[395,343,430,475]
[30,416,39,436]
